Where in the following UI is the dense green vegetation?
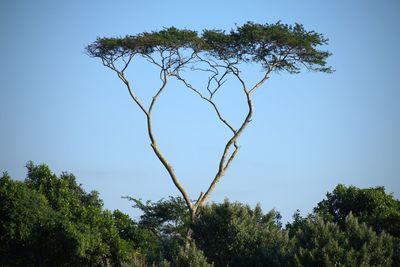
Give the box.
[0,162,129,266]
[1,163,399,266]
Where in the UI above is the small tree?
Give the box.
[86,22,332,223]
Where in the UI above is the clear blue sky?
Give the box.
[1,0,399,222]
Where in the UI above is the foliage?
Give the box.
[204,22,332,73]
[87,27,202,58]
[288,213,393,266]
[0,163,133,266]
[313,184,400,266]
[125,192,400,267]
[172,243,213,267]
[125,196,190,264]
[2,162,399,267]
[192,200,289,267]
[314,184,400,237]
[121,197,213,266]
[113,209,158,256]
[86,22,332,74]
[126,196,190,239]
[0,172,59,266]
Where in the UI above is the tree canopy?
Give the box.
[86,22,332,74]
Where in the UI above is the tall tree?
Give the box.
[86,22,332,222]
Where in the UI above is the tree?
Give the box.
[0,163,134,266]
[86,22,333,223]
[126,196,190,263]
[288,213,393,266]
[192,200,289,267]
[0,172,56,266]
[126,196,288,266]
[126,196,190,239]
[314,184,400,266]
[124,196,214,266]
[111,192,400,266]
[314,184,400,238]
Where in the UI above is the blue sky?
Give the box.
[1,0,399,222]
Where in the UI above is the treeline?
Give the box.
[1,163,399,266]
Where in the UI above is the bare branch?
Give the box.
[121,53,134,73]
[106,55,194,214]
[174,73,237,134]
[143,53,164,69]
[224,142,240,171]
[210,68,230,98]
[248,68,273,95]
[142,68,194,214]
[196,69,255,208]
[102,59,149,117]
[170,49,197,75]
